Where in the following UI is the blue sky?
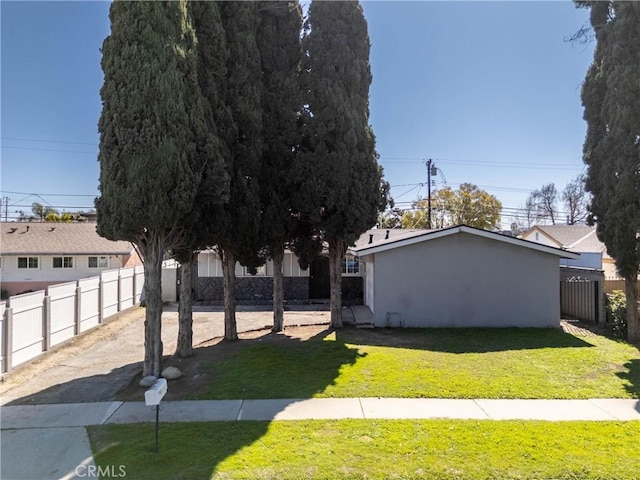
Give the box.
[1,1,594,227]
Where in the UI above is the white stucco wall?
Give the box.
[370,232,561,328]
[1,254,123,283]
[197,251,309,278]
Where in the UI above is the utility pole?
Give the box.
[2,197,8,222]
[426,160,437,229]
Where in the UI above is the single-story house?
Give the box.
[0,222,140,297]
[196,248,363,304]
[521,224,616,275]
[349,225,579,328]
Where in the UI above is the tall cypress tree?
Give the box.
[296,1,384,327]
[217,1,264,340]
[173,1,230,358]
[256,1,303,332]
[97,1,208,376]
[578,1,640,341]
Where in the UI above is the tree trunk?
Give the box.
[221,246,238,341]
[328,238,345,328]
[272,246,285,332]
[625,276,639,343]
[176,253,195,357]
[142,237,164,378]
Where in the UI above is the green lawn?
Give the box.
[196,327,640,399]
[89,419,640,480]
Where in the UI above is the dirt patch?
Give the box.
[0,306,333,405]
[117,324,331,402]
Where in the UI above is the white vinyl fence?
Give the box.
[1,265,145,374]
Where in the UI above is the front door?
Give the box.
[309,256,330,299]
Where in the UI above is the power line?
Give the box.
[379,156,583,171]
[1,190,97,197]
[1,146,97,155]
[1,136,97,146]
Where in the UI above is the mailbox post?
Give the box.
[145,378,167,453]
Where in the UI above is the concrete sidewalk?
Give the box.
[1,398,639,480]
[3,398,640,428]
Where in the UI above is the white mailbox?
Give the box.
[145,378,168,406]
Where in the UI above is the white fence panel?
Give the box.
[10,290,45,367]
[48,282,77,347]
[162,267,177,302]
[134,265,144,303]
[79,277,100,332]
[0,301,5,373]
[119,268,135,311]
[101,269,120,318]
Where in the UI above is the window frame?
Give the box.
[53,256,74,269]
[18,256,39,269]
[342,255,362,276]
[88,256,109,268]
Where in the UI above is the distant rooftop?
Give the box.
[0,222,133,255]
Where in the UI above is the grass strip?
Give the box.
[89,419,640,479]
[197,328,640,399]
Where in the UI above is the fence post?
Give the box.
[5,307,13,374]
[75,284,82,335]
[43,295,51,352]
[98,276,104,324]
[117,268,122,312]
[593,281,600,324]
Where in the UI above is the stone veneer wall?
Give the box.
[198,276,363,305]
[198,277,310,305]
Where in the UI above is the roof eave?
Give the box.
[352,225,581,259]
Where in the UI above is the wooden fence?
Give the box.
[604,277,640,294]
[1,265,144,375]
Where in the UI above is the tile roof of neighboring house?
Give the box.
[351,225,579,259]
[0,222,134,255]
[528,224,609,256]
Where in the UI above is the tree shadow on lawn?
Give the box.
[106,328,363,478]
[6,326,365,478]
[188,327,365,400]
[617,356,640,399]
[335,326,595,354]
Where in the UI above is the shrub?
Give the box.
[605,290,627,338]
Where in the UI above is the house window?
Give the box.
[18,257,39,269]
[240,264,267,276]
[342,255,361,275]
[53,256,74,269]
[88,256,108,268]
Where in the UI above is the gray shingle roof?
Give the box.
[534,224,594,247]
[534,224,607,255]
[351,225,579,259]
[352,228,430,249]
[0,222,134,255]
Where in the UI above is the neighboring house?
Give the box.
[0,222,140,297]
[521,224,616,276]
[350,225,579,328]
